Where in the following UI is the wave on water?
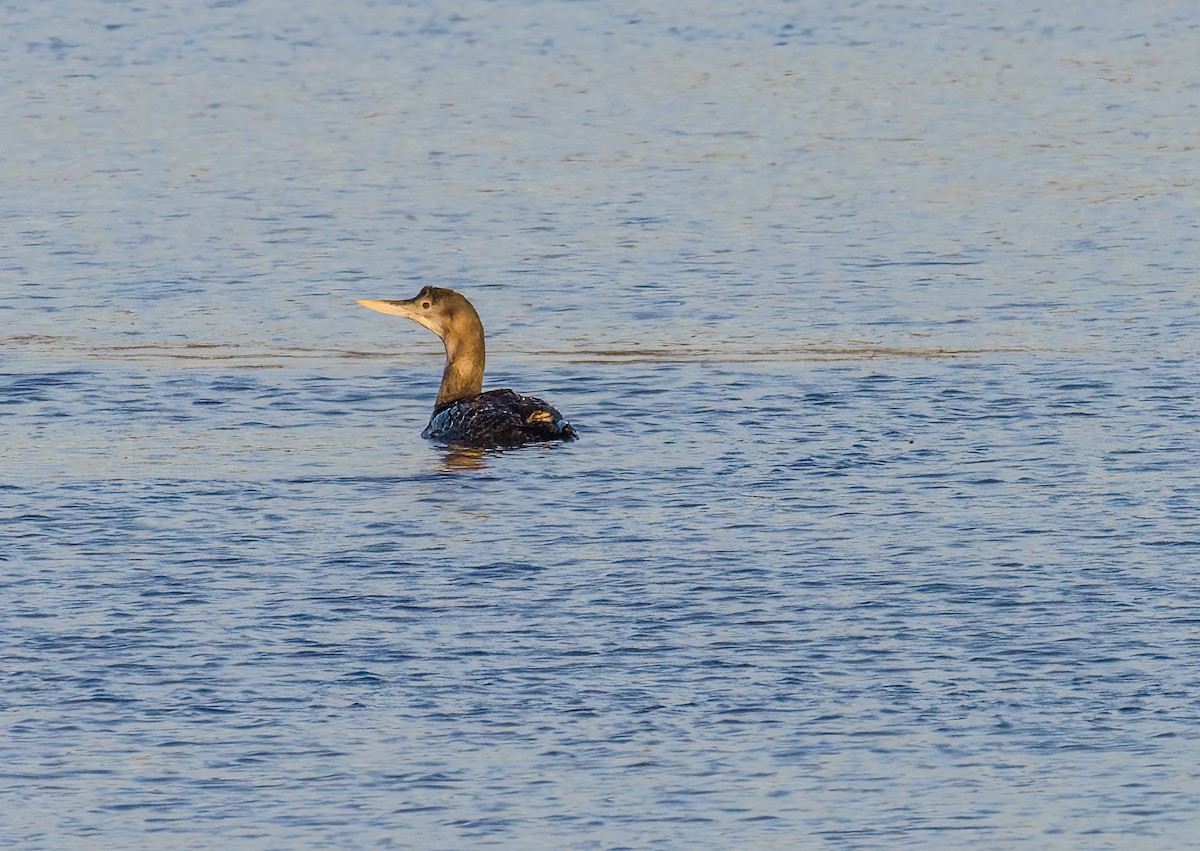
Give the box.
[4,335,1037,366]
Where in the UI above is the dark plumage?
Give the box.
[358,286,577,447]
[425,388,576,444]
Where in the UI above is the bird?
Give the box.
[357,286,577,447]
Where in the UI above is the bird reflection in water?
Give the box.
[439,445,489,471]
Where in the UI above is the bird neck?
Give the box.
[435,318,486,407]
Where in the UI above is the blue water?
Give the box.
[4,1,1200,847]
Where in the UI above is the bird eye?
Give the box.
[421,301,431,310]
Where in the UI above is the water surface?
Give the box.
[4,1,1199,847]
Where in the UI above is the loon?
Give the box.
[357,286,577,447]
